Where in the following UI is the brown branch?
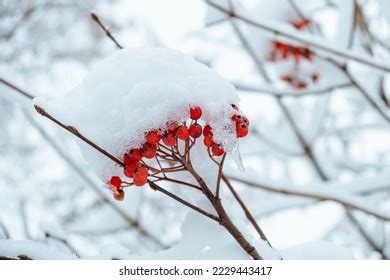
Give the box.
[34,105,124,166]
[228,175,390,221]
[45,232,80,258]
[90,12,123,49]
[148,181,220,222]
[0,79,168,249]
[222,175,273,247]
[346,211,389,259]
[215,154,226,198]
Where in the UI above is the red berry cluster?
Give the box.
[107,105,250,200]
[267,17,320,89]
[269,41,314,63]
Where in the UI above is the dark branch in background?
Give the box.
[0,78,168,249]
[346,212,389,259]
[228,175,390,221]
[90,12,123,49]
[45,232,80,258]
[0,222,10,239]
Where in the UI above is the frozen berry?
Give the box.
[114,189,125,201]
[204,134,214,147]
[109,176,122,188]
[189,123,202,138]
[146,131,162,145]
[176,125,189,140]
[190,106,202,120]
[163,132,177,147]
[236,123,249,138]
[124,162,139,178]
[142,143,157,158]
[212,143,224,156]
[167,122,178,132]
[203,124,212,136]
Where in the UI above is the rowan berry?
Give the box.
[236,123,249,138]
[211,143,224,156]
[142,143,157,158]
[189,123,202,138]
[176,125,189,140]
[109,176,122,188]
[190,106,202,120]
[146,131,162,145]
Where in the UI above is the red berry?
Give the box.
[163,132,177,147]
[125,149,142,163]
[146,131,162,145]
[190,106,202,120]
[142,143,157,159]
[211,143,224,156]
[133,166,148,181]
[134,177,147,187]
[176,125,189,140]
[109,176,122,188]
[231,114,244,123]
[203,124,213,136]
[189,123,202,138]
[236,123,249,138]
[204,134,214,147]
[113,189,125,201]
[167,122,178,132]
[124,161,139,178]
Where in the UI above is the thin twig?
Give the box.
[90,12,123,49]
[228,175,390,221]
[45,232,80,258]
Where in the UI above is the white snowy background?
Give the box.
[0,0,389,260]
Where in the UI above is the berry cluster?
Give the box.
[107,105,250,200]
[267,17,320,89]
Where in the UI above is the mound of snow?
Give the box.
[35,48,239,181]
[0,239,77,260]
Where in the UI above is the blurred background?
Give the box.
[0,0,389,259]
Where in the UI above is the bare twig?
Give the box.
[45,232,80,258]
[228,175,390,221]
[90,12,123,49]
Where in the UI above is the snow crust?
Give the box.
[35,48,240,181]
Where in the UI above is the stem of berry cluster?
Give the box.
[144,140,264,260]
